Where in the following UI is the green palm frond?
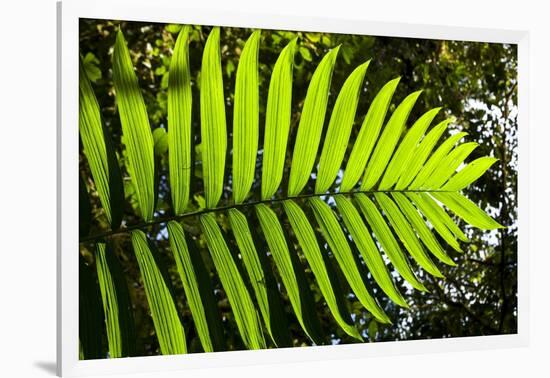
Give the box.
[78,26,503,357]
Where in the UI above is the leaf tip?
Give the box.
[411,89,424,99]
[115,28,125,44]
[358,59,371,73]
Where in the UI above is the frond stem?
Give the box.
[80,189,454,243]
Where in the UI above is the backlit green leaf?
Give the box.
[288,47,339,196]
[168,26,192,214]
[374,193,443,277]
[255,203,323,343]
[334,195,408,307]
[113,30,156,221]
[432,192,503,230]
[79,58,124,228]
[228,208,291,346]
[424,142,478,189]
[340,78,400,192]
[378,107,441,190]
[201,27,227,208]
[409,131,468,190]
[355,193,426,291]
[361,90,422,190]
[261,38,297,200]
[394,119,453,190]
[315,61,370,194]
[233,30,261,204]
[167,221,225,352]
[309,198,390,323]
[284,200,361,340]
[406,192,464,251]
[200,213,265,349]
[96,242,136,358]
[131,230,187,354]
[442,157,499,191]
[391,193,456,266]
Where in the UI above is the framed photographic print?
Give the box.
[57,0,529,376]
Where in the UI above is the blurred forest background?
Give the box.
[79,18,518,355]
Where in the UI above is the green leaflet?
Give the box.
[442,157,499,191]
[406,192,464,251]
[95,243,136,358]
[309,198,390,323]
[409,131,467,190]
[378,107,441,190]
[200,213,265,349]
[391,193,455,266]
[283,200,362,340]
[315,61,370,194]
[354,194,426,291]
[131,230,187,355]
[261,38,297,200]
[340,78,400,192]
[374,193,443,278]
[424,142,478,189]
[79,256,103,359]
[255,203,324,344]
[421,193,468,241]
[361,90,422,191]
[288,46,340,196]
[432,192,503,230]
[168,26,192,215]
[395,119,453,190]
[228,208,291,347]
[79,58,124,229]
[233,30,261,204]
[201,27,227,208]
[334,195,408,308]
[113,30,156,221]
[167,221,225,352]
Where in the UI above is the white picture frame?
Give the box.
[57,0,529,376]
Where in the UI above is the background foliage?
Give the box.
[79,18,518,355]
